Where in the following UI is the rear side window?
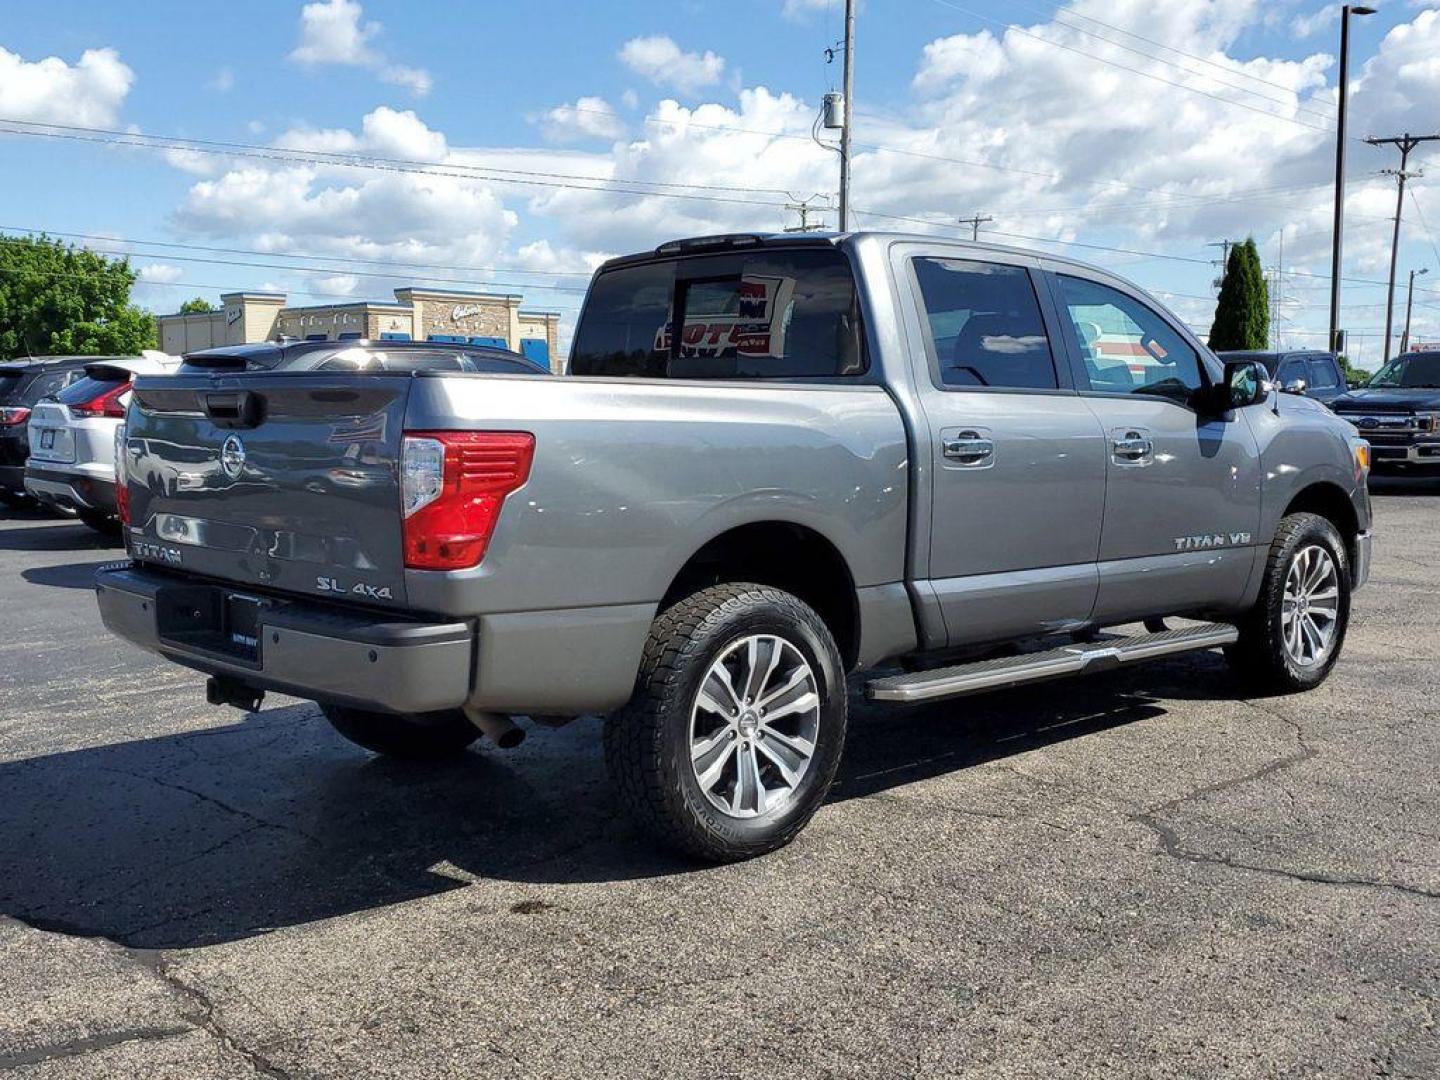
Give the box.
[0,371,28,403]
[912,258,1058,389]
[570,248,866,380]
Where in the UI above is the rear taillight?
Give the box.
[115,423,131,527]
[0,406,31,426]
[71,381,130,419]
[401,431,534,570]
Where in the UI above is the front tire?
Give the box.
[321,704,480,759]
[1226,512,1351,692]
[605,583,848,862]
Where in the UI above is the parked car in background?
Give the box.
[1330,350,1440,471]
[97,232,1371,862]
[25,352,181,532]
[0,356,96,507]
[179,338,551,375]
[1217,349,1349,405]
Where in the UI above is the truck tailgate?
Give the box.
[125,374,413,610]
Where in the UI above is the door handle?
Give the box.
[1111,432,1153,462]
[943,432,995,465]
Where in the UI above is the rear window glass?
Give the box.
[0,371,24,403]
[57,374,128,404]
[570,247,866,380]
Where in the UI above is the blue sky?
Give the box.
[3,0,1440,364]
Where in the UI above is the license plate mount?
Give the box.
[156,585,264,666]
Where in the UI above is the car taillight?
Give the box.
[71,381,130,418]
[0,406,31,426]
[401,431,534,570]
[115,423,131,527]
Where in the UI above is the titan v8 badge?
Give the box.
[1174,532,1252,551]
[317,575,394,601]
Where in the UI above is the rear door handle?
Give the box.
[943,431,995,466]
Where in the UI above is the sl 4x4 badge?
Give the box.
[316,575,394,601]
[1174,532,1252,551]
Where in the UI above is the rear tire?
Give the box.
[321,704,480,759]
[1225,512,1351,692]
[604,583,848,862]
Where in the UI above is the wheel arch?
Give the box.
[659,520,862,670]
[1282,481,1360,568]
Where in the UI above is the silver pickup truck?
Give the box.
[97,232,1373,861]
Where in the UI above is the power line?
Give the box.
[926,0,1337,135]
[0,225,596,280]
[997,0,1339,126]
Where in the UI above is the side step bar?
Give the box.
[865,623,1238,704]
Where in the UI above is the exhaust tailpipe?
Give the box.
[463,707,525,749]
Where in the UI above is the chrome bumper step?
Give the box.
[865,623,1239,704]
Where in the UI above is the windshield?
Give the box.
[1366,352,1440,388]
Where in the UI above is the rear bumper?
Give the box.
[0,463,24,493]
[25,466,117,514]
[95,564,475,715]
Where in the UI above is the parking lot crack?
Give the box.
[97,765,322,845]
[133,955,294,1080]
[0,1024,195,1071]
[1131,811,1440,901]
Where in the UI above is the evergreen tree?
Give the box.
[1208,238,1270,351]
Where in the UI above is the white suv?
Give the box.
[24,352,179,533]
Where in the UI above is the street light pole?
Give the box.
[1401,267,1428,356]
[1328,5,1375,356]
[1368,133,1440,362]
[838,0,855,232]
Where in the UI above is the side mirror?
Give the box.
[1200,359,1268,413]
[1282,378,1308,395]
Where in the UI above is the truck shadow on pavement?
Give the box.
[0,650,1234,951]
[20,559,116,589]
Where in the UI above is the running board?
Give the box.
[865,623,1238,704]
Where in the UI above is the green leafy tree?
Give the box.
[178,296,216,314]
[1208,238,1270,351]
[0,234,157,358]
[1337,355,1372,387]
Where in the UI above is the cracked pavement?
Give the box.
[0,476,1437,1078]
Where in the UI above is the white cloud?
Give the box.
[621,88,640,110]
[138,263,182,284]
[288,0,431,97]
[289,0,379,65]
[0,45,133,126]
[539,96,626,143]
[1290,6,1340,39]
[208,66,234,92]
[619,35,726,95]
[314,273,360,296]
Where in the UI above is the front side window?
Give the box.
[570,247,865,380]
[1057,275,1204,404]
[1367,352,1440,388]
[912,258,1058,390]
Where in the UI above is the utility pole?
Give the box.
[958,214,993,242]
[1208,239,1234,291]
[784,200,826,233]
[1329,6,1376,355]
[837,0,855,232]
[1401,266,1429,356]
[1367,133,1440,363]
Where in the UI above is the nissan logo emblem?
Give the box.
[220,434,246,480]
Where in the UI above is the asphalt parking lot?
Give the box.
[0,482,1436,1080]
